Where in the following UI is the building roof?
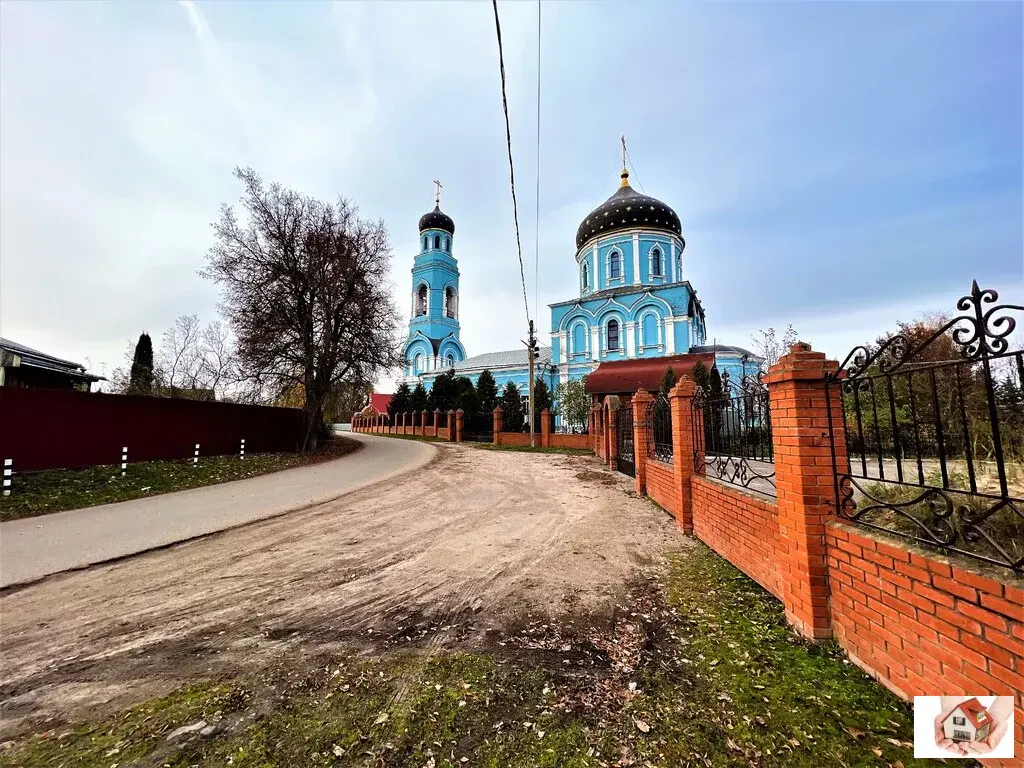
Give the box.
[576,169,682,250]
[451,346,553,372]
[945,698,991,731]
[691,344,759,359]
[586,352,716,395]
[418,205,455,235]
[0,336,104,382]
[549,280,695,308]
[370,393,392,413]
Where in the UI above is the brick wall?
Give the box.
[692,476,782,599]
[549,433,591,450]
[496,432,530,447]
[646,459,677,517]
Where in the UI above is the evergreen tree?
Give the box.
[533,376,554,413]
[659,366,677,396]
[428,369,459,412]
[500,381,524,431]
[128,332,154,395]
[691,360,711,393]
[388,381,411,418]
[455,376,481,415]
[476,369,499,414]
[410,381,429,413]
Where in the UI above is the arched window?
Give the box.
[572,323,586,356]
[581,262,589,291]
[446,354,455,367]
[676,253,682,277]
[416,284,428,316]
[444,287,457,319]
[414,353,424,373]
[642,313,659,347]
[433,235,441,249]
[444,236,450,251]
[607,319,620,351]
[609,251,622,280]
[423,236,428,251]
[651,247,663,277]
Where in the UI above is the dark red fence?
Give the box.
[0,388,304,471]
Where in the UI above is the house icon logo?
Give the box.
[940,698,992,744]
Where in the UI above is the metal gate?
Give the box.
[616,407,635,477]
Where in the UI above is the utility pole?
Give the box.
[525,319,537,448]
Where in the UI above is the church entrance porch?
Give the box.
[616,407,635,477]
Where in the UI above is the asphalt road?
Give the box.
[0,433,434,588]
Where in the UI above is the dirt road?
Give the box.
[0,443,682,738]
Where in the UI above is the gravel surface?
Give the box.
[0,442,682,738]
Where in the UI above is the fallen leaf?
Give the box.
[634,719,651,733]
[373,712,389,725]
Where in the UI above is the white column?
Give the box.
[590,326,600,361]
[665,317,676,354]
[591,244,599,291]
[558,332,567,363]
[625,322,637,357]
[670,240,677,282]
[632,233,641,284]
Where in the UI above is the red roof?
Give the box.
[370,393,392,413]
[586,353,716,395]
[944,698,990,730]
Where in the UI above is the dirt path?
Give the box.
[0,444,683,738]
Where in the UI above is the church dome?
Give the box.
[418,205,455,236]
[576,169,681,250]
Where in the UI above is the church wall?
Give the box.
[578,231,683,295]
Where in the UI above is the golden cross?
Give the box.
[433,179,443,206]
[620,135,627,170]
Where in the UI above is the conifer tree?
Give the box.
[499,381,524,431]
[428,369,459,412]
[128,332,154,395]
[476,369,499,415]
[388,381,411,418]
[659,366,677,396]
[410,381,429,413]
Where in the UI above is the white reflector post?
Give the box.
[240,438,245,459]
[121,446,128,477]
[194,443,200,466]
[2,458,11,497]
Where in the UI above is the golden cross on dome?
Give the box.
[433,179,443,206]
[619,135,630,187]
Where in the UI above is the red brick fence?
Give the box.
[593,343,1023,764]
[353,408,591,451]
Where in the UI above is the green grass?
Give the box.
[0,544,959,767]
[0,438,360,521]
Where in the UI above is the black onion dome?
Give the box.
[575,170,681,250]
[418,205,455,236]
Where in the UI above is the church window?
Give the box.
[433,235,441,250]
[423,236,428,251]
[414,353,424,373]
[444,236,450,251]
[444,287,458,319]
[416,284,428,316]
[676,253,682,277]
[572,323,586,356]
[651,247,663,276]
[609,251,622,280]
[642,313,659,347]
[582,263,589,291]
[446,354,455,367]
[607,319,620,351]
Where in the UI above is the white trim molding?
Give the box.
[632,233,641,284]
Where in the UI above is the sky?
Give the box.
[1,0,1021,393]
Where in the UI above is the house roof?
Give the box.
[370,393,392,413]
[586,352,716,395]
[452,346,553,372]
[0,336,104,382]
[945,698,991,730]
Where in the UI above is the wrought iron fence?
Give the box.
[692,372,776,496]
[646,394,673,463]
[825,281,1024,572]
[554,412,590,434]
[462,411,493,443]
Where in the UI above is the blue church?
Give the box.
[400,158,761,413]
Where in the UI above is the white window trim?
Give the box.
[605,317,622,353]
[415,282,430,316]
[648,245,666,280]
[570,321,589,358]
[639,311,663,349]
[607,250,624,283]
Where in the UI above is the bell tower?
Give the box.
[402,183,466,378]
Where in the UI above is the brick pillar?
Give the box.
[592,404,603,459]
[606,398,619,470]
[765,341,846,641]
[668,376,701,532]
[432,409,441,438]
[447,409,456,442]
[455,409,464,442]
[492,407,503,445]
[632,389,653,495]
[421,409,429,436]
[540,408,551,448]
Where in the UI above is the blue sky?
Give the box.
[1,1,1020,390]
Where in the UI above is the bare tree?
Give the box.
[751,324,798,369]
[201,167,402,448]
[157,314,204,395]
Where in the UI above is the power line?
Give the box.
[491,0,531,326]
[625,148,645,194]
[533,0,541,326]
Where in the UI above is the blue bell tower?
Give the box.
[401,182,467,378]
